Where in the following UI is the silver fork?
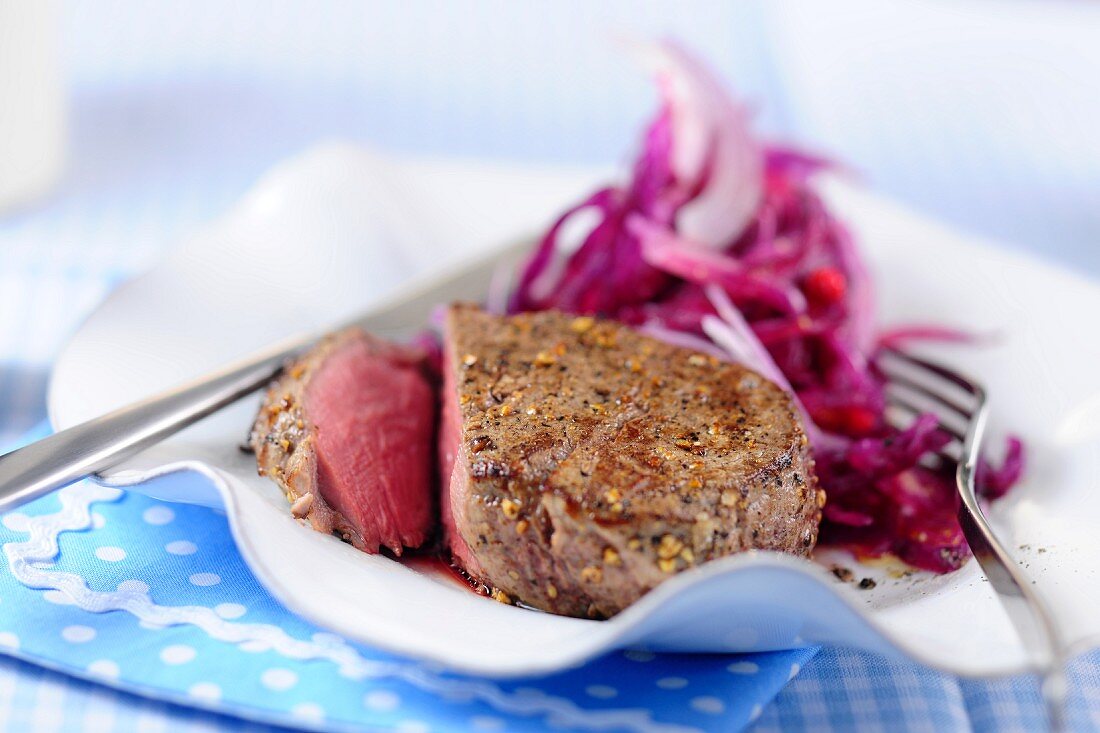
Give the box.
[877,348,1067,731]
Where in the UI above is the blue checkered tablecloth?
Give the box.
[1,2,1099,730]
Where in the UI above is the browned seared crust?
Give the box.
[250,328,370,549]
[446,305,822,618]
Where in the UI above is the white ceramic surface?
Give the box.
[48,143,1100,678]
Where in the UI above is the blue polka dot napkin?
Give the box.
[0,427,816,732]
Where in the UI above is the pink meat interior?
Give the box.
[305,337,435,554]
[438,323,482,575]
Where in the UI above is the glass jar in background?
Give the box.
[0,0,65,214]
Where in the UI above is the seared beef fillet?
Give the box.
[251,328,436,554]
[439,305,822,617]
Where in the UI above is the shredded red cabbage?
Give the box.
[507,41,1025,573]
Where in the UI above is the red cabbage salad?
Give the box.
[507,41,1023,573]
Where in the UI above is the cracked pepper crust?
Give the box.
[445,305,823,618]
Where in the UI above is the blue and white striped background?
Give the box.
[2,1,1099,730]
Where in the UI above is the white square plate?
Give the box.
[48,143,1100,677]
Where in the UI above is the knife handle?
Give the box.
[0,336,309,513]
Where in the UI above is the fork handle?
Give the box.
[956,396,1067,730]
[0,335,311,514]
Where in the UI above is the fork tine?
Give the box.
[878,347,981,394]
[883,348,1066,729]
[882,399,963,464]
[879,369,975,418]
[884,389,968,439]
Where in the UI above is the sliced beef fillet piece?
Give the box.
[251,328,436,554]
[439,305,822,618]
